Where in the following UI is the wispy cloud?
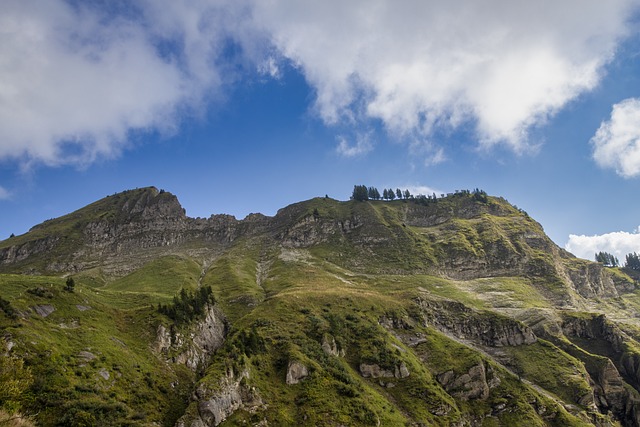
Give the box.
[565,227,640,261]
[405,185,444,197]
[336,132,374,158]
[591,98,640,177]
[0,0,638,169]
[0,185,10,200]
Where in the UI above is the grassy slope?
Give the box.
[1,194,638,426]
[0,260,196,426]
[184,231,595,426]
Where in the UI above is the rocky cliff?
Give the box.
[2,188,640,426]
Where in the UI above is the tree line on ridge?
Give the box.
[351,185,488,204]
[595,251,640,271]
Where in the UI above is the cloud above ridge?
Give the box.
[591,98,640,178]
[0,0,638,167]
[566,228,640,261]
[250,0,637,150]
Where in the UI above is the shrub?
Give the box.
[158,286,216,325]
[64,277,75,293]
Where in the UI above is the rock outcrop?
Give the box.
[285,360,309,385]
[564,262,625,299]
[178,367,263,427]
[417,298,537,347]
[588,359,640,426]
[562,314,626,353]
[154,305,226,371]
[359,362,410,379]
[321,334,344,357]
[437,361,500,401]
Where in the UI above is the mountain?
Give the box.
[1,187,640,426]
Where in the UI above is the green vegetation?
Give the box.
[625,252,640,271]
[158,286,216,325]
[0,187,639,425]
[505,340,593,406]
[0,271,196,426]
[595,251,619,267]
[64,276,75,292]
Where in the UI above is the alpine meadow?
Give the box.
[2,187,640,426]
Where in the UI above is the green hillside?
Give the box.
[0,189,639,426]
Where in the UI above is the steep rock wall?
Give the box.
[155,305,227,371]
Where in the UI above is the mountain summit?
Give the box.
[1,188,640,426]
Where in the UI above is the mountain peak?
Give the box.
[2,187,640,426]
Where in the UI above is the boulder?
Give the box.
[286,361,309,385]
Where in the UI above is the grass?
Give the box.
[504,339,594,407]
[0,273,194,426]
[460,277,551,309]
[104,255,201,294]
[1,192,638,426]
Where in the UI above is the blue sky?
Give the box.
[2,0,640,261]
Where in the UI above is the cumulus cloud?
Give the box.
[0,0,247,167]
[591,98,640,177]
[565,228,640,261]
[249,0,637,150]
[0,1,188,166]
[0,0,638,168]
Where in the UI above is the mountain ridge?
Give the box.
[2,187,640,426]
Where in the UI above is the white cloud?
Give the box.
[0,0,245,168]
[591,98,640,177]
[258,57,282,79]
[0,0,638,168]
[336,132,374,157]
[404,185,443,198]
[249,0,637,151]
[565,228,640,261]
[0,1,190,166]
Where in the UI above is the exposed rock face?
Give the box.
[588,359,640,427]
[277,215,334,248]
[32,304,55,317]
[286,361,309,385]
[178,367,263,427]
[321,334,344,357]
[558,313,640,426]
[562,314,625,353]
[154,305,226,371]
[0,236,60,266]
[0,188,248,274]
[437,362,499,401]
[417,298,536,347]
[565,263,621,299]
[359,362,410,379]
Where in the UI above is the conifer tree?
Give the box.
[65,277,75,292]
[595,251,619,267]
[388,189,395,200]
[352,185,369,201]
[625,252,640,271]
